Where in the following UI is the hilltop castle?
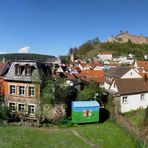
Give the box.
[106,31,148,44]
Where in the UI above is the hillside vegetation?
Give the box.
[0,53,55,62]
[74,38,148,59]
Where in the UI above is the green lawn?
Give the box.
[0,120,141,148]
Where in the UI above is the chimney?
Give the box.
[144,74,147,82]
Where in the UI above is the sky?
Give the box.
[0,0,148,57]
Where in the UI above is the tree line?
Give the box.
[68,37,148,59]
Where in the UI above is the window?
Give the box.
[15,66,22,76]
[10,85,16,94]
[122,96,128,103]
[9,102,16,111]
[25,66,31,76]
[28,105,35,114]
[28,87,35,96]
[141,94,145,101]
[113,82,116,88]
[19,86,25,96]
[18,104,25,112]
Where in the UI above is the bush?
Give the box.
[0,106,21,122]
[1,106,11,121]
[144,106,148,126]
[54,117,74,128]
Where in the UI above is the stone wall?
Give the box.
[107,32,148,44]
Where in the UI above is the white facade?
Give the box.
[97,53,112,61]
[83,65,92,70]
[93,66,105,70]
[78,64,85,70]
[109,81,118,92]
[120,93,148,113]
[121,69,142,79]
[103,82,111,90]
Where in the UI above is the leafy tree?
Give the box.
[59,55,70,64]
[0,106,11,121]
[64,86,77,117]
[0,53,55,62]
[41,78,77,105]
[76,41,94,55]
[68,47,78,55]
[78,81,103,103]
[93,37,100,45]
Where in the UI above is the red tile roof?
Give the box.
[76,70,105,83]
[77,70,104,77]
[80,77,104,83]
[67,70,105,83]
[136,60,148,71]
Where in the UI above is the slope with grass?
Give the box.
[0,120,141,148]
[76,40,148,59]
[123,109,145,128]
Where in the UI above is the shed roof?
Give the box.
[72,101,100,108]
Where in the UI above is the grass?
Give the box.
[75,120,140,148]
[123,109,145,128]
[0,120,141,148]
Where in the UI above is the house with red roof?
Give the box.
[104,66,148,113]
[97,51,112,61]
[109,78,148,113]
[104,66,142,90]
[78,62,102,70]
[134,60,148,78]
[66,70,105,90]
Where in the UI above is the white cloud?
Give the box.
[18,46,30,53]
[0,52,6,54]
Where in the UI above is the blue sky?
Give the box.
[0,0,148,57]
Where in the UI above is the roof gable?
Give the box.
[5,61,49,82]
[105,67,131,78]
[121,68,142,79]
[0,62,10,76]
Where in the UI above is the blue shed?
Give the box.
[72,101,100,123]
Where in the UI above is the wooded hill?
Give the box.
[73,38,148,59]
[0,53,55,62]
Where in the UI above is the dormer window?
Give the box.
[25,65,31,76]
[15,65,22,76]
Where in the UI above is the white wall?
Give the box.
[78,64,84,70]
[121,69,142,79]
[83,66,91,70]
[120,93,148,113]
[100,54,112,61]
[103,82,110,90]
[109,81,118,92]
